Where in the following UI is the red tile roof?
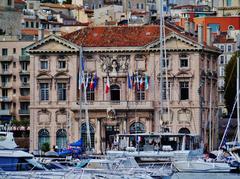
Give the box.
[15,0,26,4]
[63,25,168,47]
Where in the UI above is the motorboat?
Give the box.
[107,132,203,162]
[0,131,46,171]
[173,159,232,173]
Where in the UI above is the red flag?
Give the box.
[105,76,110,93]
[140,77,144,90]
[89,78,94,90]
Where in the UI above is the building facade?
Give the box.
[0,38,33,147]
[27,24,220,153]
[217,0,240,16]
[213,32,238,114]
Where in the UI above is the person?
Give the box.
[113,139,118,150]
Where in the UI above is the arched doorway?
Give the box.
[130,122,145,134]
[56,129,67,149]
[110,84,120,101]
[178,128,190,134]
[38,129,50,150]
[81,123,95,148]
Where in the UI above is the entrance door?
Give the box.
[105,125,119,150]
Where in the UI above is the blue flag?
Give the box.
[127,72,132,89]
[93,73,98,89]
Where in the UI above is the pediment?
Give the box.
[26,35,79,53]
[37,73,53,79]
[54,72,71,79]
[146,33,201,51]
[175,70,194,78]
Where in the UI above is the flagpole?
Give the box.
[79,47,83,143]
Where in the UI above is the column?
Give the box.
[123,118,127,133]
[96,118,101,154]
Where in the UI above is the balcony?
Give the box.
[0,70,12,75]
[19,109,30,115]
[1,82,11,88]
[19,70,30,75]
[71,101,154,111]
[0,109,10,115]
[0,56,13,62]
[0,97,12,102]
[19,96,30,101]
[19,56,30,61]
[20,83,30,88]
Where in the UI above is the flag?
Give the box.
[85,73,89,89]
[127,72,132,89]
[89,77,94,90]
[93,73,98,89]
[140,77,144,90]
[136,74,139,90]
[105,76,110,94]
[145,75,149,90]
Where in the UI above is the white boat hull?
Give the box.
[174,160,231,173]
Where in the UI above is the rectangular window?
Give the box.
[219,55,225,64]
[21,76,29,84]
[31,22,34,28]
[2,48,8,56]
[58,60,66,69]
[7,0,12,6]
[57,83,67,101]
[2,63,9,72]
[220,45,225,52]
[162,58,169,68]
[180,54,189,68]
[163,81,171,100]
[219,66,224,77]
[2,89,8,97]
[136,3,139,9]
[226,0,232,6]
[87,87,95,101]
[227,44,232,52]
[25,21,29,28]
[36,22,39,28]
[136,82,145,101]
[13,48,16,54]
[21,62,28,71]
[180,81,189,100]
[40,61,48,70]
[141,3,144,9]
[40,83,49,101]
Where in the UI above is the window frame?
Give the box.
[57,83,67,101]
[39,83,49,101]
[39,59,49,71]
[179,81,189,100]
[179,54,189,69]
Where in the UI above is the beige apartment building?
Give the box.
[27,23,220,153]
[0,37,33,146]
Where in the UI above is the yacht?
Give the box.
[0,131,46,171]
[107,132,203,162]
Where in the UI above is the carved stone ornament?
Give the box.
[99,55,130,73]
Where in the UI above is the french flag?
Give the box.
[89,78,94,90]
[140,77,144,90]
[105,76,110,94]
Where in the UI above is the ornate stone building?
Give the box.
[27,23,220,153]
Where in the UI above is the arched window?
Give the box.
[56,129,67,149]
[130,122,145,134]
[38,129,50,149]
[110,84,120,101]
[178,128,190,134]
[81,123,95,148]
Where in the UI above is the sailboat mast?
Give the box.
[159,0,164,132]
[237,47,240,143]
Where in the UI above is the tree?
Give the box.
[224,52,239,117]
[41,143,50,153]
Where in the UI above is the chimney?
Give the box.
[207,26,212,46]
[38,24,44,41]
[184,20,190,33]
[197,24,203,45]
